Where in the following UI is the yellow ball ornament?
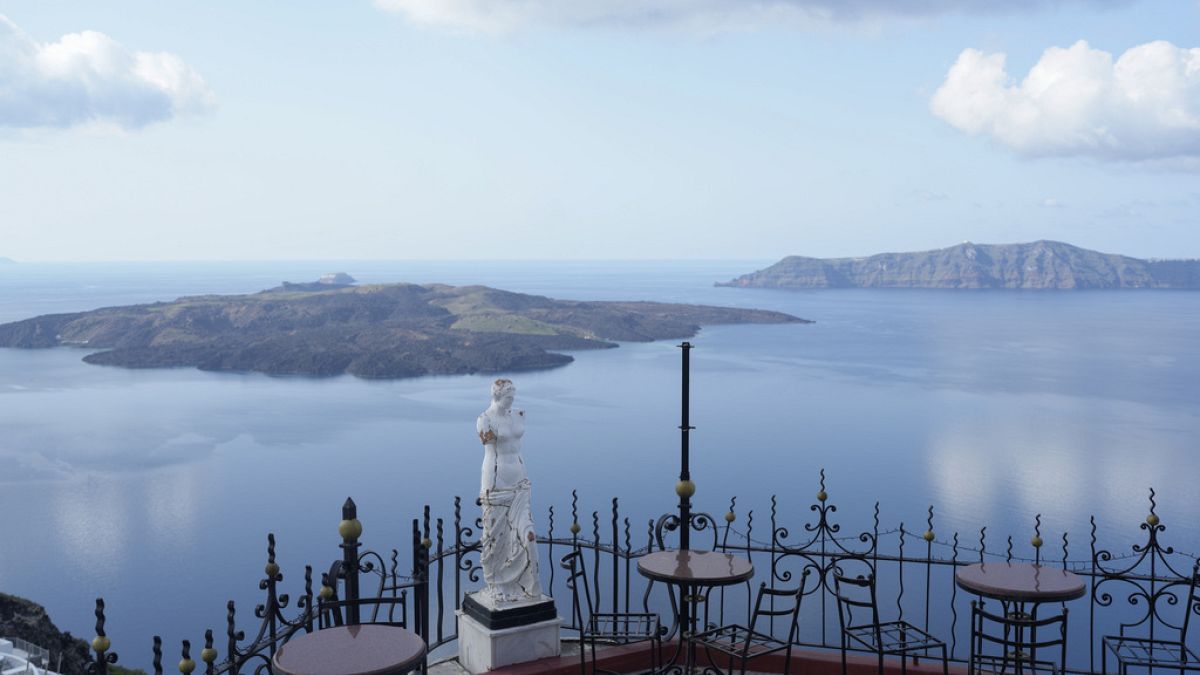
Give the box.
[338,518,363,540]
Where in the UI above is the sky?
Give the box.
[0,0,1197,261]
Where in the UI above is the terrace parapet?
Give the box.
[86,476,1198,675]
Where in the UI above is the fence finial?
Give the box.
[178,640,195,674]
[200,630,217,675]
[87,598,119,674]
[339,499,363,540]
[1147,487,1160,526]
[265,533,281,579]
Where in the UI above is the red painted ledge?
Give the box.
[487,641,966,675]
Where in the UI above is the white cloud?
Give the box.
[373,0,1126,33]
[1040,197,1064,207]
[931,40,1200,162]
[0,14,214,130]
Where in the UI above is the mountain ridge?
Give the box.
[718,241,1200,290]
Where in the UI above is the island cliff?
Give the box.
[719,241,1200,290]
[0,593,90,674]
[0,282,807,379]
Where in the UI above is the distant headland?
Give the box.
[0,257,15,265]
[0,279,807,379]
[719,241,1200,290]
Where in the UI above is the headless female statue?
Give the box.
[476,379,544,603]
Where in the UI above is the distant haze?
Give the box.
[1,3,1198,261]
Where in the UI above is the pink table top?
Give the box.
[955,562,1085,603]
[273,625,426,675]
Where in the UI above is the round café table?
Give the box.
[955,562,1086,604]
[955,562,1083,670]
[638,550,755,671]
[273,624,427,675]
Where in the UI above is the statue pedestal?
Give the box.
[457,592,561,673]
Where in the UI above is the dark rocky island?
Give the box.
[720,241,1200,290]
[0,281,806,379]
[0,593,92,674]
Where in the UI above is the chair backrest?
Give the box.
[832,561,882,635]
[317,595,409,630]
[748,568,811,647]
[971,601,1068,675]
[560,549,595,631]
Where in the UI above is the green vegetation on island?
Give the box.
[0,281,807,379]
[719,241,1200,290]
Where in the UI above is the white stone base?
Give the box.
[456,609,562,673]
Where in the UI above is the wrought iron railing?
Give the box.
[5,636,51,667]
[83,472,1198,675]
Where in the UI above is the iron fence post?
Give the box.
[340,498,363,625]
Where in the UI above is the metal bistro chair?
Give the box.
[1103,561,1200,675]
[970,601,1068,675]
[316,563,411,630]
[833,566,948,675]
[689,569,811,675]
[561,549,662,675]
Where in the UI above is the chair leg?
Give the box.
[784,643,795,675]
[589,634,597,675]
[579,633,586,675]
[841,634,849,675]
[878,648,885,675]
[941,645,948,675]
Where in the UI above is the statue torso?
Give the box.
[479,408,528,494]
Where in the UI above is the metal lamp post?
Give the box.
[677,342,695,551]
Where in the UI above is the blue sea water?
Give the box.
[0,260,1197,667]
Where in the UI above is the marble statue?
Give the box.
[476,379,544,603]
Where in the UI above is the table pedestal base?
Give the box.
[457,593,561,674]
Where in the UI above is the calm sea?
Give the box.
[1,261,1197,666]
